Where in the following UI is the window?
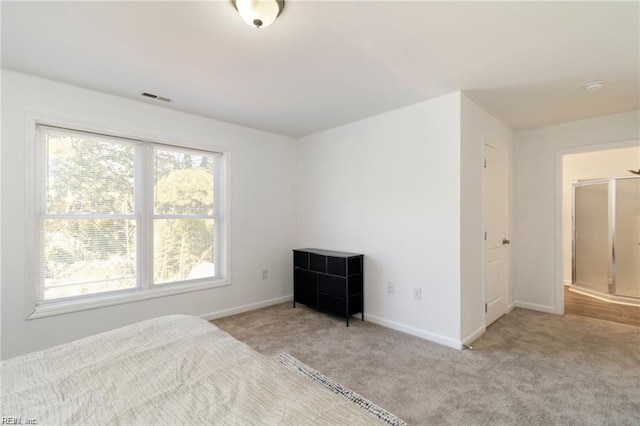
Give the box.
[35,125,225,308]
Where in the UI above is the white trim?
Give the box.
[152,214,215,220]
[482,141,488,328]
[42,214,136,220]
[201,295,293,321]
[462,325,486,346]
[217,151,231,281]
[507,302,515,313]
[27,278,231,320]
[24,115,40,319]
[364,313,462,350]
[23,113,231,319]
[563,280,572,286]
[213,153,224,278]
[513,300,557,314]
[554,149,566,314]
[151,142,223,158]
[139,141,152,291]
[25,113,230,155]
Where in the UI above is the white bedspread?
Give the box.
[1,315,382,425]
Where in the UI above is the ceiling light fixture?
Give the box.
[583,80,605,92]
[232,0,284,29]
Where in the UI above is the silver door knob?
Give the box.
[502,239,511,245]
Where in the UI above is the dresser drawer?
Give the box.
[327,256,346,276]
[293,250,309,269]
[309,253,326,273]
[295,289,317,307]
[318,293,347,317]
[318,274,346,298]
[294,269,316,291]
[294,269,317,307]
[318,294,362,317]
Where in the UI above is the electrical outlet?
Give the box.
[261,269,268,280]
[413,288,422,300]
[387,282,395,294]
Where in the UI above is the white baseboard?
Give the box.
[462,325,486,346]
[364,313,462,350]
[201,295,293,321]
[563,280,572,286]
[202,297,464,350]
[507,302,515,313]
[513,300,557,314]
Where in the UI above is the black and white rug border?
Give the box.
[275,352,408,426]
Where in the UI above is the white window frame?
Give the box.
[24,116,230,319]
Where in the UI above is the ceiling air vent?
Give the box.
[141,92,172,103]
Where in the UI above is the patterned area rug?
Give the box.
[275,353,408,426]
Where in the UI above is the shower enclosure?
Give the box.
[572,176,640,304]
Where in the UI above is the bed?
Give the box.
[1,315,383,425]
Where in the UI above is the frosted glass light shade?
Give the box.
[233,0,284,29]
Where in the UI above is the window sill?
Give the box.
[26,278,230,320]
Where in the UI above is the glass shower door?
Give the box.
[573,181,611,293]
[614,177,640,298]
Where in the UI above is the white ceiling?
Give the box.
[2,1,639,138]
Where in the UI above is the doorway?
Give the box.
[562,147,640,326]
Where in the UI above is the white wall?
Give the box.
[562,146,640,284]
[460,94,514,343]
[1,71,297,359]
[514,110,640,313]
[296,93,464,348]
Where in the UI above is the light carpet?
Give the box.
[276,352,408,426]
[214,303,640,425]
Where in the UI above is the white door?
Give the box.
[484,144,508,326]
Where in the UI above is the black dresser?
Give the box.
[293,248,364,326]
